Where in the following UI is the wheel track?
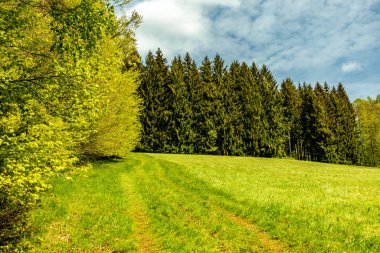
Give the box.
[120,159,160,253]
[145,155,290,253]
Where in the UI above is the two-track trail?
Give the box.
[31,153,380,252]
[121,159,161,253]
[123,153,290,252]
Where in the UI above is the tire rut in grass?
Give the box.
[149,155,289,252]
[132,155,263,251]
[225,213,286,253]
[121,163,160,253]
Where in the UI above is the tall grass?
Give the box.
[152,154,380,252]
[31,153,380,252]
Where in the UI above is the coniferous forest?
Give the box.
[136,49,365,165]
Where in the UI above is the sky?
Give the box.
[127,0,380,100]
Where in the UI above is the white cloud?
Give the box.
[341,62,363,73]
[130,0,241,58]
[127,0,380,98]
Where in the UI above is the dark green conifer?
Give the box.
[137,49,171,152]
[212,54,228,155]
[198,56,218,153]
[280,78,302,158]
[258,65,286,157]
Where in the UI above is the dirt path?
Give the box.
[121,162,160,253]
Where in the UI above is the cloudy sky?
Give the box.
[128,0,380,100]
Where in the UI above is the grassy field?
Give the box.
[31,153,380,252]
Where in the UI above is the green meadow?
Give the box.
[31,153,380,252]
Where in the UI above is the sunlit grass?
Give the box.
[31,153,380,252]
[152,153,380,252]
[31,160,137,252]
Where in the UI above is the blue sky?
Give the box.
[128,0,380,100]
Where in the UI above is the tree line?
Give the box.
[0,0,141,250]
[137,49,365,165]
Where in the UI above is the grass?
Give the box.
[31,153,380,252]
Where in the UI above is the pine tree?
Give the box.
[224,61,244,155]
[334,83,359,164]
[212,54,228,155]
[258,65,286,157]
[184,53,201,153]
[198,56,218,153]
[313,82,332,162]
[300,84,318,161]
[138,51,154,152]
[138,49,171,152]
[169,55,193,153]
[136,52,360,165]
[280,78,302,158]
[244,62,264,156]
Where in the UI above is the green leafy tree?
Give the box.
[81,36,141,158]
[0,0,140,249]
[354,96,380,166]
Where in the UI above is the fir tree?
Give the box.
[334,83,359,164]
[198,56,218,153]
[184,53,202,153]
[138,49,171,152]
[212,54,228,155]
[224,61,244,155]
[280,78,302,158]
[258,65,286,157]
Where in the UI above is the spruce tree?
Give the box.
[300,84,318,161]
[198,57,218,153]
[313,82,332,162]
[212,54,228,155]
[138,51,154,151]
[334,83,359,164]
[138,49,171,152]
[258,65,286,157]
[184,53,202,153]
[224,61,244,155]
[246,62,265,156]
[280,78,302,158]
[168,56,187,153]
[239,62,262,156]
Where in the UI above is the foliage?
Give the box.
[80,37,141,158]
[354,96,380,166]
[0,0,140,250]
